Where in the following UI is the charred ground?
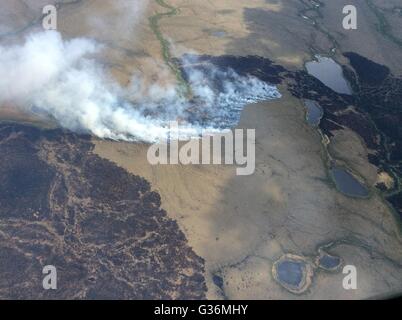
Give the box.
[0,124,206,299]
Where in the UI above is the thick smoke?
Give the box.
[0,31,281,142]
[86,0,149,41]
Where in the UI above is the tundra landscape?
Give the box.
[0,0,401,300]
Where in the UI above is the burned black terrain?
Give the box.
[342,53,402,216]
[178,54,286,87]
[0,124,206,299]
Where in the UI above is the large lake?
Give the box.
[306,56,352,95]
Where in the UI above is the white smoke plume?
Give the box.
[0,31,281,142]
[86,0,150,41]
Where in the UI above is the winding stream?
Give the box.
[149,0,191,97]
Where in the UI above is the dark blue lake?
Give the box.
[277,260,304,287]
[331,167,369,198]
